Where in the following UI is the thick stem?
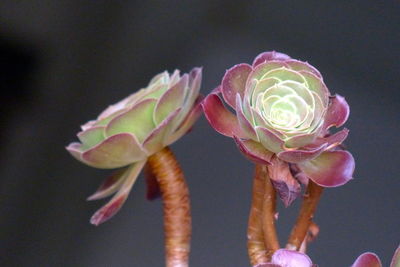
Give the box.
[286,181,324,250]
[262,171,280,258]
[147,147,191,267]
[247,164,270,266]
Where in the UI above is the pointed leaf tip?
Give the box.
[90,195,127,225]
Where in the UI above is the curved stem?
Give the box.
[147,147,191,267]
[248,164,272,265]
[262,170,280,258]
[286,181,323,250]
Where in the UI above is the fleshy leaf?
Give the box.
[77,126,106,149]
[142,108,181,155]
[233,136,274,165]
[285,132,318,149]
[271,249,313,267]
[255,126,285,154]
[87,167,129,201]
[285,60,322,78]
[106,98,157,143]
[81,133,146,169]
[202,90,247,138]
[153,74,187,125]
[166,95,203,145]
[351,252,382,267]
[267,157,301,207]
[252,51,291,67]
[277,144,327,164]
[323,94,350,130]
[391,246,400,267]
[311,128,349,149]
[90,160,146,225]
[221,63,252,109]
[297,150,355,187]
[298,71,329,107]
[236,94,258,140]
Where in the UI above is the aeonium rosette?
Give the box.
[202,51,354,204]
[66,68,202,224]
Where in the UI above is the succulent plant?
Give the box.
[67,68,202,169]
[202,51,355,201]
[351,246,400,267]
[66,68,202,224]
[254,249,314,267]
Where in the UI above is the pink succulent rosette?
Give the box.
[66,68,202,224]
[202,51,355,204]
[351,245,400,267]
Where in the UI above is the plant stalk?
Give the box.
[248,164,269,265]
[262,170,280,258]
[147,147,191,267]
[286,181,323,250]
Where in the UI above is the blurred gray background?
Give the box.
[1,1,399,266]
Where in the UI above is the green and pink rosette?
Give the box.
[202,51,355,205]
[66,68,202,224]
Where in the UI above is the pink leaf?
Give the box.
[323,94,350,130]
[351,252,382,267]
[297,150,355,187]
[202,89,246,138]
[233,136,274,165]
[90,160,146,225]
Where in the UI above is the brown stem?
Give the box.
[262,170,280,258]
[248,164,272,265]
[147,147,191,267]
[286,181,324,250]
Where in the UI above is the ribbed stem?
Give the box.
[147,147,191,267]
[248,164,271,265]
[286,181,323,250]
[262,170,280,259]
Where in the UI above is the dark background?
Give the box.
[1,1,399,266]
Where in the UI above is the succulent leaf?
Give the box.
[202,89,247,138]
[351,252,382,267]
[87,167,130,201]
[297,150,354,187]
[233,136,274,165]
[221,63,252,109]
[90,160,146,225]
[391,246,400,267]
